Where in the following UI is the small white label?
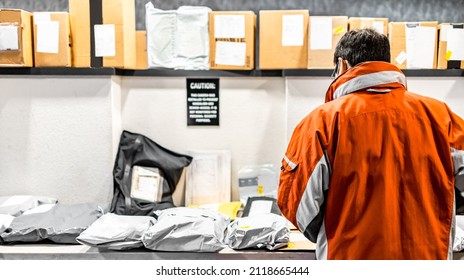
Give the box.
[36,21,60,54]
[34,12,51,23]
[447,29,464,60]
[248,200,273,216]
[0,25,19,51]
[131,166,163,203]
[215,41,246,66]
[214,15,245,39]
[310,17,333,50]
[372,21,384,34]
[94,24,116,57]
[282,14,304,47]
[395,51,407,65]
[440,25,453,42]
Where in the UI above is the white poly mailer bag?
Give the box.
[225,213,290,250]
[0,214,14,234]
[77,213,155,250]
[0,195,57,217]
[174,6,211,70]
[145,2,177,68]
[142,207,229,252]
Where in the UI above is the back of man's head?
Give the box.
[334,28,391,67]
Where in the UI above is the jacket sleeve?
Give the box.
[277,111,332,243]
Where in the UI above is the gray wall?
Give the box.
[0,0,463,30]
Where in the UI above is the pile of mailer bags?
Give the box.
[0,131,291,252]
[0,195,290,252]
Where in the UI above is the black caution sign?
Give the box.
[187,78,220,126]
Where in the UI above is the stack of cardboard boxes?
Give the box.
[1,4,463,70]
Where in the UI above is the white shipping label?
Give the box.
[372,21,384,34]
[215,41,246,66]
[0,25,19,51]
[310,17,332,50]
[94,24,116,57]
[446,29,464,60]
[405,26,436,69]
[440,25,453,41]
[282,14,304,46]
[214,15,245,38]
[248,200,273,216]
[130,166,162,203]
[36,21,60,54]
[34,12,51,23]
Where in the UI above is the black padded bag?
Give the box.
[111,130,192,215]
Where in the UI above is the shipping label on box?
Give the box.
[348,17,388,35]
[259,10,309,70]
[308,16,348,69]
[33,12,71,67]
[209,11,255,70]
[0,9,33,67]
[437,23,464,69]
[389,21,438,69]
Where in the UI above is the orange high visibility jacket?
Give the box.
[278,61,464,260]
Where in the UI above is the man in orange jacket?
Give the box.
[278,28,464,260]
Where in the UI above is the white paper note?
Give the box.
[36,21,59,54]
[310,17,332,50]
[440,25,453,42]
[372,21,384,34]
[34,12,51,23]
[214,15,245,38]
[248,200,273,216]
[282,14,304,46]
[215,41,246,66]
[446,29,464,60]
[395,51,407,65]
[405,26,436,69]
[94,24,116,57]
[0,25,19,51]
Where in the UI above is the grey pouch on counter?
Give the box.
[0,195,57,216]
[0,202,104,244]
[142,207,229,252]
[77,213,155,250]
[225,213,290,250]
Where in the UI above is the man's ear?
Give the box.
[338,58,351,75]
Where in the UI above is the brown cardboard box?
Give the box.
[308,16,348,69]
[259,10,309,69]
[348,17,388,35]
[437,23,464,69]
[134,30,147,70]
[69,0,136,68]
[209,11,256,70]
[33,12,71,67]
[389,22,438,69]
[0,9,33,67]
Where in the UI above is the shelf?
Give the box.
[0,67,463,77]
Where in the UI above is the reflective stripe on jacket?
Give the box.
[278,61,464,260]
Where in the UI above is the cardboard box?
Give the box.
[209,11,256,70]
[348,17,388,35]
[0,9,33,67]
[308,16,348,69]
[134,30,147,70]
[389,21,438,69]
[437,23,464,69]
[259,10,309,69]
[69,0,136,68]
[33,12,71,67]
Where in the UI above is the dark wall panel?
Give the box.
[1,0,463,30]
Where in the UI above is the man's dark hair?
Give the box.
[333,28,391,67]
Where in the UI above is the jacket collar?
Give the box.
[325,61,407,102]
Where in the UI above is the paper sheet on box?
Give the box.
[0,25,19,51]
[310,17,332,50]
[94,24,116,57]
[440,25,453,41]
[214,15,245,38]
[282,14,304,46]
[215,41,246,66]
[447,29,464,60]
[34,12,51,23]
[372,21,384,34]
[406,26,436,69]
[37,21,59,54]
